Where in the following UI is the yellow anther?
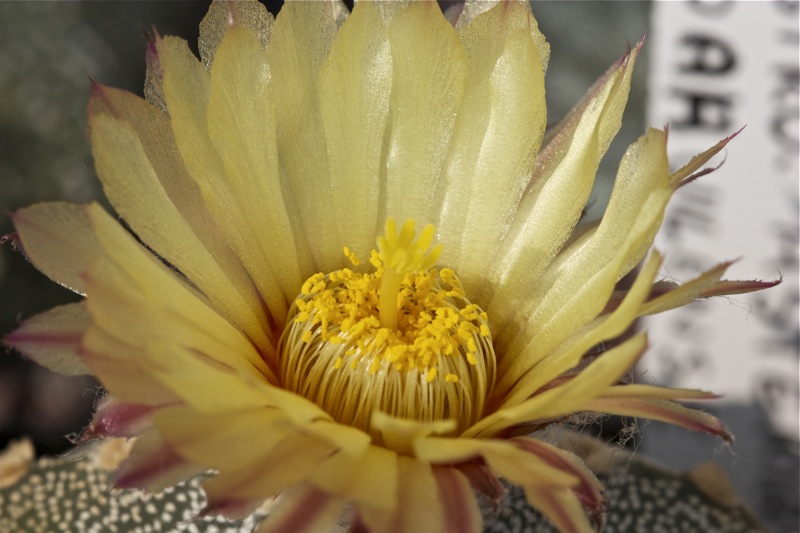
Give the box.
[278,225,497,439]
[343,246,361,266]
[426,367,438,382]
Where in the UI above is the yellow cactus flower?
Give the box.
[5,1,777,531]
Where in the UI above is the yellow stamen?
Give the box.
[277,219,495,441]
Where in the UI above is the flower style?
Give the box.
[5,1,777,532]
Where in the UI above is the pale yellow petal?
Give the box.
[383,2,466,226]
[413,437,577,487]
[318,1,391,259]
[437,3,546,288]
[266,1,340,270]
[12,202,99,295]
[359,456,445,533]
[154,406,293,471]
[81,325,179,405]
[639,260,731,316]
[201,431,336,500]
[158,35,289,324]
[199,0,274,69]
[468,333,648,438]
[488,43,640,327]
[371,410,456,455]
[309,445,397,511]
[89,103,272,350]
[142,343,271,412]
[83,203,273,377]
[495,129,671,381]
[208,25,310,306]
[494,250,662,406]
[88,84,269,345]
[5,302,90,375]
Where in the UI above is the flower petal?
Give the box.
[256,484,342,533]
[469,333,649,438]
[208,24,311,308]
[585,397,733,443]
[383,1,466,227]
[414,437,577,488]
[512,437,604,526]
[358,456,446,533]
[317,0,392,259]
[371,410,457,455]
[495,249,662,408]
[198,0,274,69]
[83,397,164,439]
[309,444,397,511]
[523,485,594,533]
[438,2,546,288]
[157,34,290,325]
[12,202,99,295]
[4,302,90,375]
[498,128,671,393]
[601,384,718,401]
[488,41,641,324]
[88,85,273,350]
[154,406,294,472]
[200,431,336,500]
[266,1,340,270]
[432,466,483,533]
[83,202,274,379]
[81,325,179,405]
[114,430,205,491]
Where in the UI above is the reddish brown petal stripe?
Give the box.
[256,485,341,533]
[458,462,506,503]
[82,397,169,440]
[432,466,482,533]
[585,397,733,443]
[524,485,593,533]
[114,430,205,492]
[4,302,91,376]
[512,437,604,527]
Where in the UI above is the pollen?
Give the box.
[278,219,497,439]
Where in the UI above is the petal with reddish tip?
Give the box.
[84,397,169,440]
[5,302,90,376]
[12,202,99,295]
[114,430,205,492]
[512,437,604,526]
[468,334,649,438]
[601,384,718,401]
[414,437,577,488]
[524,485,594,533]
[255,484,342,533]
[585,397,733,443]
[432,466,482,533]
[672,128,743,187]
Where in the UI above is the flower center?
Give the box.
[278,220,496,441]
